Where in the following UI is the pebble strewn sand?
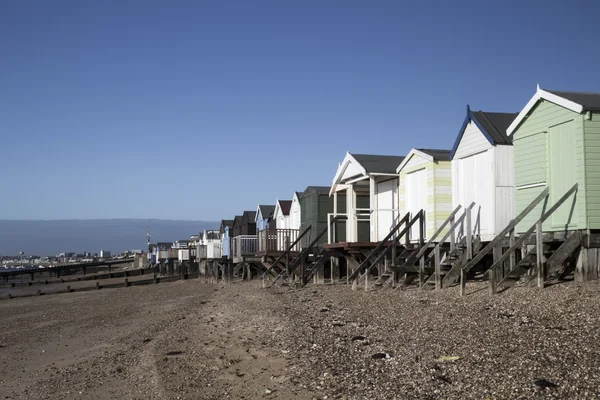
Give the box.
[1,279,599,399]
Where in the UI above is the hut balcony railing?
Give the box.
[167,249,178,259]
[257,228,301,254]
[198,242,223,259]
[178,249,190,261]
[327,208,403,244]
[232,235,257,259]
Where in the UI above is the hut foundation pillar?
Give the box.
[331,257,340,284]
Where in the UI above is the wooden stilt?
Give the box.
[459,268,466,297]
[419,256,425,288]
[509,228,516,277]
[489,267,497,295]
[536,221,544,288]
[434,245,441,290]
[331,257,340,284]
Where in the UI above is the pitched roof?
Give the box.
[220,219,234,228]
[450,106,518,158]
[508,86,600,135]
[242,211,257,222]
[232,215,243,226]
[304,186,331,195]
[416,148,451,161]
[257,205,275,220]
[397,148,452,172]
[278,200,292,215]
[204,230,220,240]
[545,89,600,111]
[350,153,406,174]
[471,111,517,145]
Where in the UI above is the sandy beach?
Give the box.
[1,279,600,399]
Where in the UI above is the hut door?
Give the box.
[406,168,427,240]
[548,120,577,228]
[376,178,398,241]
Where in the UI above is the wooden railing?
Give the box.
[261,226,313,279]
[257,228,300,254]
[443,187,551,288]
[232,235,257,259]
[167,249,178,259]
[489,183,579,292]
[197,242,223,259]
[348,210,423,283]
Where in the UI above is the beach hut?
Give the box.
[232,215,243,238]
[220,219,234,258]
[451,106,518,241]
[231,211,257,261]
[507,86,600,234]
[273,199,292,229]
[199,230,222,259]
[329,152,405,243]
[299,186,346,247]
[397,149,452,240]
[290,192,302,230]
[255,205,276,231]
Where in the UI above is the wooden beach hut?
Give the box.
[329,152,405,243]
[220,219,234,259]
[273,199,292,229]
[290,192,302,230]
[451,106,518,241]
[397,149,452,240]
[453,86,600,291]
[255,205,276,232]
[299,186,346,247]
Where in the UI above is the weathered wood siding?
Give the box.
[513,100,585,233]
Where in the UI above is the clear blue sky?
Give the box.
[2,0,599,220]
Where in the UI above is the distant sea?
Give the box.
[0,219,219,256]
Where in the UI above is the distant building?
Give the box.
[100,250,111,258]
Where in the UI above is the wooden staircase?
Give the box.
[479,184,579,293]
[268,216,344,288]
[301,247,332,283]
[350,211,424,289]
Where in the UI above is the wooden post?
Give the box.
[459,268,465,297]
[536,221,544,288]
[489,267,497,295]
[331,257,340,284]
[124,278,129,287]
[419,256,425,288]
[300,256,305,287]
[449,215,456,251]
[466,210,472,260]
[509,228,516,277]
[493,244,502,280]
[434,245,441,290]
